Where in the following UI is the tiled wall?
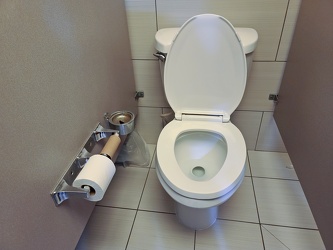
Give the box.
[124,0,302,152]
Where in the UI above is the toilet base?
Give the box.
[175,202,218,230]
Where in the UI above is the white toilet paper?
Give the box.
[73,154,116,201]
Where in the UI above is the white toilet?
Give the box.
[154,14,258,230]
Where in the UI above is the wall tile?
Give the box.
[156,0,289,61]
[133,60,169,107]
[276,0,302,61]
[231,111,262,150]
[238,62,286,111]
[256,112,287,152]
[125,0,157,59]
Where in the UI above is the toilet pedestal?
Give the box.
[175,203,218,230]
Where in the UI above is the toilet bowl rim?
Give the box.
[156,119,246,199]
[156,164,245,209]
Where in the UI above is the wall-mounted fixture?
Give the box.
[50,123,120,206]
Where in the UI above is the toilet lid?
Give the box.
[164,14,247,117]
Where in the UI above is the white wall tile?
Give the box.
[125,0,157,59]
[238,62,286,111]
[133,60,169,107]
[256,112,287,152]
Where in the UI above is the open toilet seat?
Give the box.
[156,119,246,200]
[156,14,247,202]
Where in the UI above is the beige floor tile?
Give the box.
[127,211,194,250]
[97,167,149,209]
[76,207,135,250]
[146,144,156,167]
[248,150,297,180]
[139,169,174,213]
[196,220,264,250]
[253,178,317,229]
[218,177,259,223]
[262,225,325,250]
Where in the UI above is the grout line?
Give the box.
[275,0,291,61]
[95,204,136,211]
[262,225,291,250]
[249,149,288,153]
[125,147,155,250]
[251,176,299,182]
[124,209,138,250]
[246,151,254,178]
[194,230,197,250]
[154,0,158,31]
[261,222,320,232]
[249,165,266,249]
[137,208,175,215]
[254,111,264,150]
[216,218,261,226]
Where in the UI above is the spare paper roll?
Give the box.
[73,154,116,201]
[100,134,121,160]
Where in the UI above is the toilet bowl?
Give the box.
[154,14,258,230]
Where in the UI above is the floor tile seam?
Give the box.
[261,225,291,250]
[193,230,197,250]
[216,217,266,249]
[246,151,254,177]
[254,112,264,150]
[136,208,176,216]
[216,217,261,226]
[95,204,177,217]
[252,176,299,182]
[249,175,266,249]
[95,204,137,212]
[249,149,288,153]
[136,166,152,210]
[124,209,139,250]
[260,222,320,231]
[122,165,154,250]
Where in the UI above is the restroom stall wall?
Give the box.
[124,0,302,152]
[0,1,137,249]
[274,0,333,248]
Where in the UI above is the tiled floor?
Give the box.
[76,145,325,250]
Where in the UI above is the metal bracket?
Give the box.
[50,123,119,206]
[269,94,279,103]
[153,52,166,62]
[135,91,144,100]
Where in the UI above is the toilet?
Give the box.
[154,14,258,230]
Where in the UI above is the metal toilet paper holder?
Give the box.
[50,123,119,206]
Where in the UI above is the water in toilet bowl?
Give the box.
[174,131,227,181]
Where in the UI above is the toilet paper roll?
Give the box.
[73,154,116,201]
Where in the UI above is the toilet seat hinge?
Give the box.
[177,113,230,123]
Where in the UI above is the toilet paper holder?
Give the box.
[50,123,119,206]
